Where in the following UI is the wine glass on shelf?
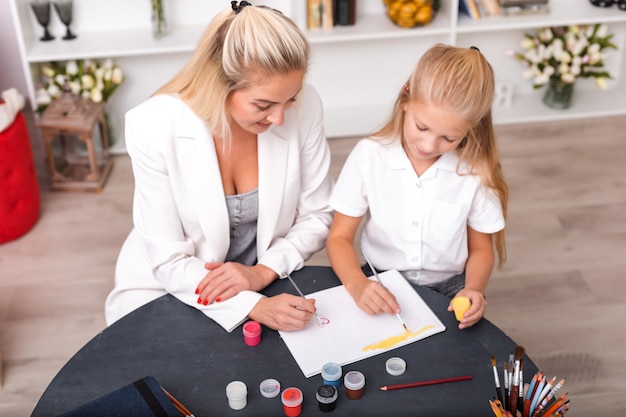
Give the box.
[29,0,54,41]
[53,0,77,40]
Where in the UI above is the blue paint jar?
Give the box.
[321,362,342,388]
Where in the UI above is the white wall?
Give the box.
[0,0,28,100]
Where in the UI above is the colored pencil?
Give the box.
[379,375,473,391]
[532,376,556,415]
[535,394,567,417]
[539,378,565,409]
[491,356,504,403]
[529,375,546,415]
[490,399,515,417]
[534,387,566,417]
[362,250,408,332]
[523,371,540,417]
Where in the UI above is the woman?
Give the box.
[105,1,334,332]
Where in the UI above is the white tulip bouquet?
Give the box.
[35,59,124,112]
[507,23,617,90]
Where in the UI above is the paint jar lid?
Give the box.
[226,380,247,399]
[243,320,261,337]
[259,378,281,398]
[321,362,342,382]
[386,357,406,376]
[281,387,303,407]
[316,384,338,404]
[344,370,365,390]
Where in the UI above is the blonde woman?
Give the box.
[106,1,334,332]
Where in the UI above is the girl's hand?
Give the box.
[195,262,274,305]
[347,278,401,316]
[447,288,486,329]
[248,294,317,331]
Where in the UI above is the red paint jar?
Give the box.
[243,320,261,346]
[281,387,303,417]
[344,370,365,399]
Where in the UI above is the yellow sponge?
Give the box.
[451,296,471,321]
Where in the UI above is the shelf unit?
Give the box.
[9,0,626,147]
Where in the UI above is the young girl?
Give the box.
[327,44,508,329]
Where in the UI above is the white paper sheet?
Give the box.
[279,269,446,377]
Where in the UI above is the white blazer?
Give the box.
[105,84,334,332]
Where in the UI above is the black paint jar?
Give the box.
[316,384,338,412]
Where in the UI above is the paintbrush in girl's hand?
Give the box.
[362,250,408,332]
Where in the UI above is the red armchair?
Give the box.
[0,109,41,244]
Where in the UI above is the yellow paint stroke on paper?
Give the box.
[362,325,435,352]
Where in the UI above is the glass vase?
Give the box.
[150,0,168,39]
[542,78,574,110]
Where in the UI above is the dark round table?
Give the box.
[31,266,536,417]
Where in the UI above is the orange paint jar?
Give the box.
[281,387,303,417]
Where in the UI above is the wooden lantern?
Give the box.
[37,85,113,192]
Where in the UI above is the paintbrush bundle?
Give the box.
[489,346,570,417]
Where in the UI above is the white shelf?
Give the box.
[10,0,626,142]
[325,86,626,139]
[457,1,626,33]
[494,87,626,125]
[305,2,454,44]
[24,24,206,62]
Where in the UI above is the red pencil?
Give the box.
[379,375,473,391]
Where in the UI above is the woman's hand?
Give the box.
[248,294,317,331]
[346,278,401,317]
[447,288,486,329]
[195,262,276,305]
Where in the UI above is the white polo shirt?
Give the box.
[330,138,505,286]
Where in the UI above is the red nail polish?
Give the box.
[203,299,209,305]
[195,288,199,294]
[216,297,221,302]
[197,297,203,304]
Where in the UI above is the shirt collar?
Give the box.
[388,140,462,177]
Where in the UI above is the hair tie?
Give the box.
[470,46,480,52]
[231,1,252,13]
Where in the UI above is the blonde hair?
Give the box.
[155,4,310,141]
[373,44,508,266]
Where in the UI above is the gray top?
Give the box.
[224,188,259,265]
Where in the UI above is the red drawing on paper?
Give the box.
[316,316,330,327]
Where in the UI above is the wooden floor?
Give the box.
[1,114,625,416]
